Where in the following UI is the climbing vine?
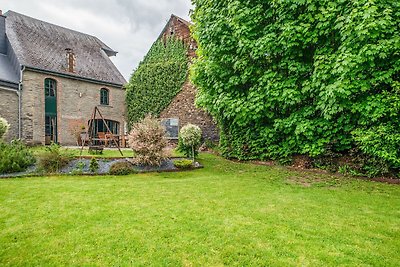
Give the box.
[126,38,188,126]
[191,0,400,174]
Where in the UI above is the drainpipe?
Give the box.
[18,66,25,140]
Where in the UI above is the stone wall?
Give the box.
[160,81,219,141]
[159,16,219,142]
[21,70,126,145]
[0,87,19,141]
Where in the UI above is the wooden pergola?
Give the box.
[80,106,124,157]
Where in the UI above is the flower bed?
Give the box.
[0,157,202,178]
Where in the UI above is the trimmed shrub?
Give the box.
[89,158,99,173]
[128,115,167,166]
[109,161,135,176]
[0,117,10,139]
[0,140,36,174]
[177,124,202,160]
[173,159,193,169]
[37,143,73,173]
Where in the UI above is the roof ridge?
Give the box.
[5,10,105,44]
[171,14,192,26]
[5,10,126,85]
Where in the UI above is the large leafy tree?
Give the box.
[191,0,400,167]
[126,38,188,126]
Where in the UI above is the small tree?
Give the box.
[89,157,99,173]
[0,117,10,140]
[178,124,202,162]
[128,115,167,166]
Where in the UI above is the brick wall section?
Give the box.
[21,70,126,145]
[162,16,197,58]
[0,88,19,141]
[160,81,219,141]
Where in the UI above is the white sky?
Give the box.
[0,0,193,81]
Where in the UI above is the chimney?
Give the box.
[65,48,76,73]
[0,10,6,55]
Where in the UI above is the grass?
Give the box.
[0,154,399,266]
[30,146,183,158]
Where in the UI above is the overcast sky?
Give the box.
[0,0,193,81]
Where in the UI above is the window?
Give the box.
[161,118,179,139]
[100,88,109,105]
[91,119,120,136]
[45,78,57,97]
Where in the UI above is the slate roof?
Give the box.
[0,53,18,86]
[5,11,126,86]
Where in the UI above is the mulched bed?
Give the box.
[1,158,202,178]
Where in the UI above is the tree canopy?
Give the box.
[191,0,400,173]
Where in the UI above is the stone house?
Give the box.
[0,10,126,145]
[158,15,219,142]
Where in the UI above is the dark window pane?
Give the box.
[45,79,56,97]
[100,88,109,105]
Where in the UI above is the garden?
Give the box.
[0,116,203,178]
[1,1,400,264]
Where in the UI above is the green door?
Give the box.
[45,79,57,144]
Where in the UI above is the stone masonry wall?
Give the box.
[160,81,219,141]
[21,70,126,145]
[162,16,197,58]
[0,88,19,141]
[159,16,218,141]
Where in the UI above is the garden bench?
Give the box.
[89,146,104,154]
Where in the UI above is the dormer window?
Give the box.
[65,48,76,73]
[100,88,109,105]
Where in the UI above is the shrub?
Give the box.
[128,115,167,166]
[71,160,86,175]
[37,143,73,173]
[353,125,400,169]
[173,159,193,169]
[0,140,36,174]
[203,139,219,151]
[346,148,392,178]
[89,158,99,173]
[109,161,135,175]
[0,117,10,139]
[177,124,202,160]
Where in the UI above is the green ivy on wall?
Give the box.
[126,38,188,126]
[191,0,400,172]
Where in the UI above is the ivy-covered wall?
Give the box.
[126,38,188,126]
[191,0,400,174]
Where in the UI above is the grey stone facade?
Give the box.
[0,87,18,141]
[21,70,126,145]
[0,11,127,145]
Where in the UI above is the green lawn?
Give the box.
[0,154,399,266]
[30,147,182,158]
